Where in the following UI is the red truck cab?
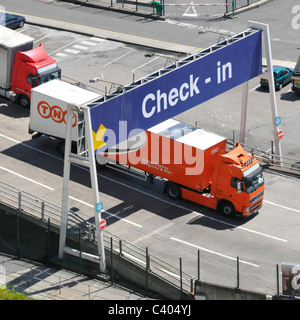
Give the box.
[11,44,61,108]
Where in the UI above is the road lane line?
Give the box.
[48,39,80,56]
[171,237,260,268]
[0,133,291,242]
[249,84,260,92]
[69,196,143,228]
[34,32,55,43]
[132,56,160,73]
[264,199,300,214]
[191,211,288,243]
[103,50,134,67]
[0,133,62,161]
[0,165,54,191]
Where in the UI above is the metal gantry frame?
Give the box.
[57,21,281,273]
[240,21,282,165]
[58,103,106,273]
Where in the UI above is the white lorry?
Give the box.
[29,79,103,153]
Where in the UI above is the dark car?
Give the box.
[260,65,294,91]
[0,13,26,29]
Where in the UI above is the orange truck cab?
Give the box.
[97,119,264,218]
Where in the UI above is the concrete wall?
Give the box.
[0,202,189,300]
[194,280,269,300]
[0,202,280,300]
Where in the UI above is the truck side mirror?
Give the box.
[237,181,242,194]
[27,74,38,87]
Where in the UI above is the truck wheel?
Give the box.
[220,202,235,217]
[166,183,182,200]
[18,95,30,109]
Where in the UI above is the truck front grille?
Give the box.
[250,199,263,213]
[250,190,264,205]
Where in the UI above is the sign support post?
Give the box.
[58,103,106,274]
[247,21,282,166]
[239,81,249,145]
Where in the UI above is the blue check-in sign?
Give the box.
[90,30,262,153]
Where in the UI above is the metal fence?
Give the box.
[0,180,194,296]
[0,257,144,300]
[67,0,264,18]
[228,132,300,174]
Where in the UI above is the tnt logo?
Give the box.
[37,101,77,127]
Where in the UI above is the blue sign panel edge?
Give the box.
[91,30,262,153]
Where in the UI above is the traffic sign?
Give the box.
[275,116,281,126]
[278,130,284,139]
[99,219,106,230]
[96,202,103,212]
[90,30,262,153]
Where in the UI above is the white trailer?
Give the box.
[0,25,33,99]
[29,79,103,153]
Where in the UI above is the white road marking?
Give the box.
[48,39,80,56]
[55,52,68,57]
[0,133,293,242]
[0,165,54,191]
[191,211,288,243]
[72,45,89,50]
[69,196,143,228]
[0,134,62,161]
[103,50,134,67]
[64,48,80,54]
[132,57,160,73]
[81,40,98,46]
[34,33,55,43]
[249,84,261,92]
[264,199,300,214]
[171,237,260,268]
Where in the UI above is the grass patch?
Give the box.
[0,286,34,300]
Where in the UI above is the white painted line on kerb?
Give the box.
[69,196,143,228]
[0,166,54,191]
[171,237,260,268]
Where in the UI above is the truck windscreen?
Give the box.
[243,167,264,194]
[38,63,61,84]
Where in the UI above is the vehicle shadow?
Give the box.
[0,138,254,231]
[280,90,300,101]
[0,99,29,119]
[186,209,259,231]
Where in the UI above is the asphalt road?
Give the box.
[0,0,300,297]
[1,0,299,61]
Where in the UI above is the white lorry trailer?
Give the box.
[29,79,103,153]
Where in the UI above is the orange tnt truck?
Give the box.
[97,119,265,217]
